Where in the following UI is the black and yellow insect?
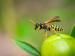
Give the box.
[30,16,63,38]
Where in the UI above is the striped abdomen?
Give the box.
[50,24,63,31]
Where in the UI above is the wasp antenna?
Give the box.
[29,20,35,25]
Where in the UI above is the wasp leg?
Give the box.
[51,28,57,34]
[44,29,48,39]
[36,26,42,32]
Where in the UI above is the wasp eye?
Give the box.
[35,23,39,30]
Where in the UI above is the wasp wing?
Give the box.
[44,16,61,24]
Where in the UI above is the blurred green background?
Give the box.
[15,0,75,49]
[0,0,75,55]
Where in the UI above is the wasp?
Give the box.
[30,16,63,38]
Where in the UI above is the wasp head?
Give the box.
[35,23,40,30]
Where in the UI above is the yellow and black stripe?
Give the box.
[50,24,63,31]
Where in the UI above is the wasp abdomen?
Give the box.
[50,25,63,31]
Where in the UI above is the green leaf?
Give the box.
[16,40,40,56]
[71,26,75,38]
